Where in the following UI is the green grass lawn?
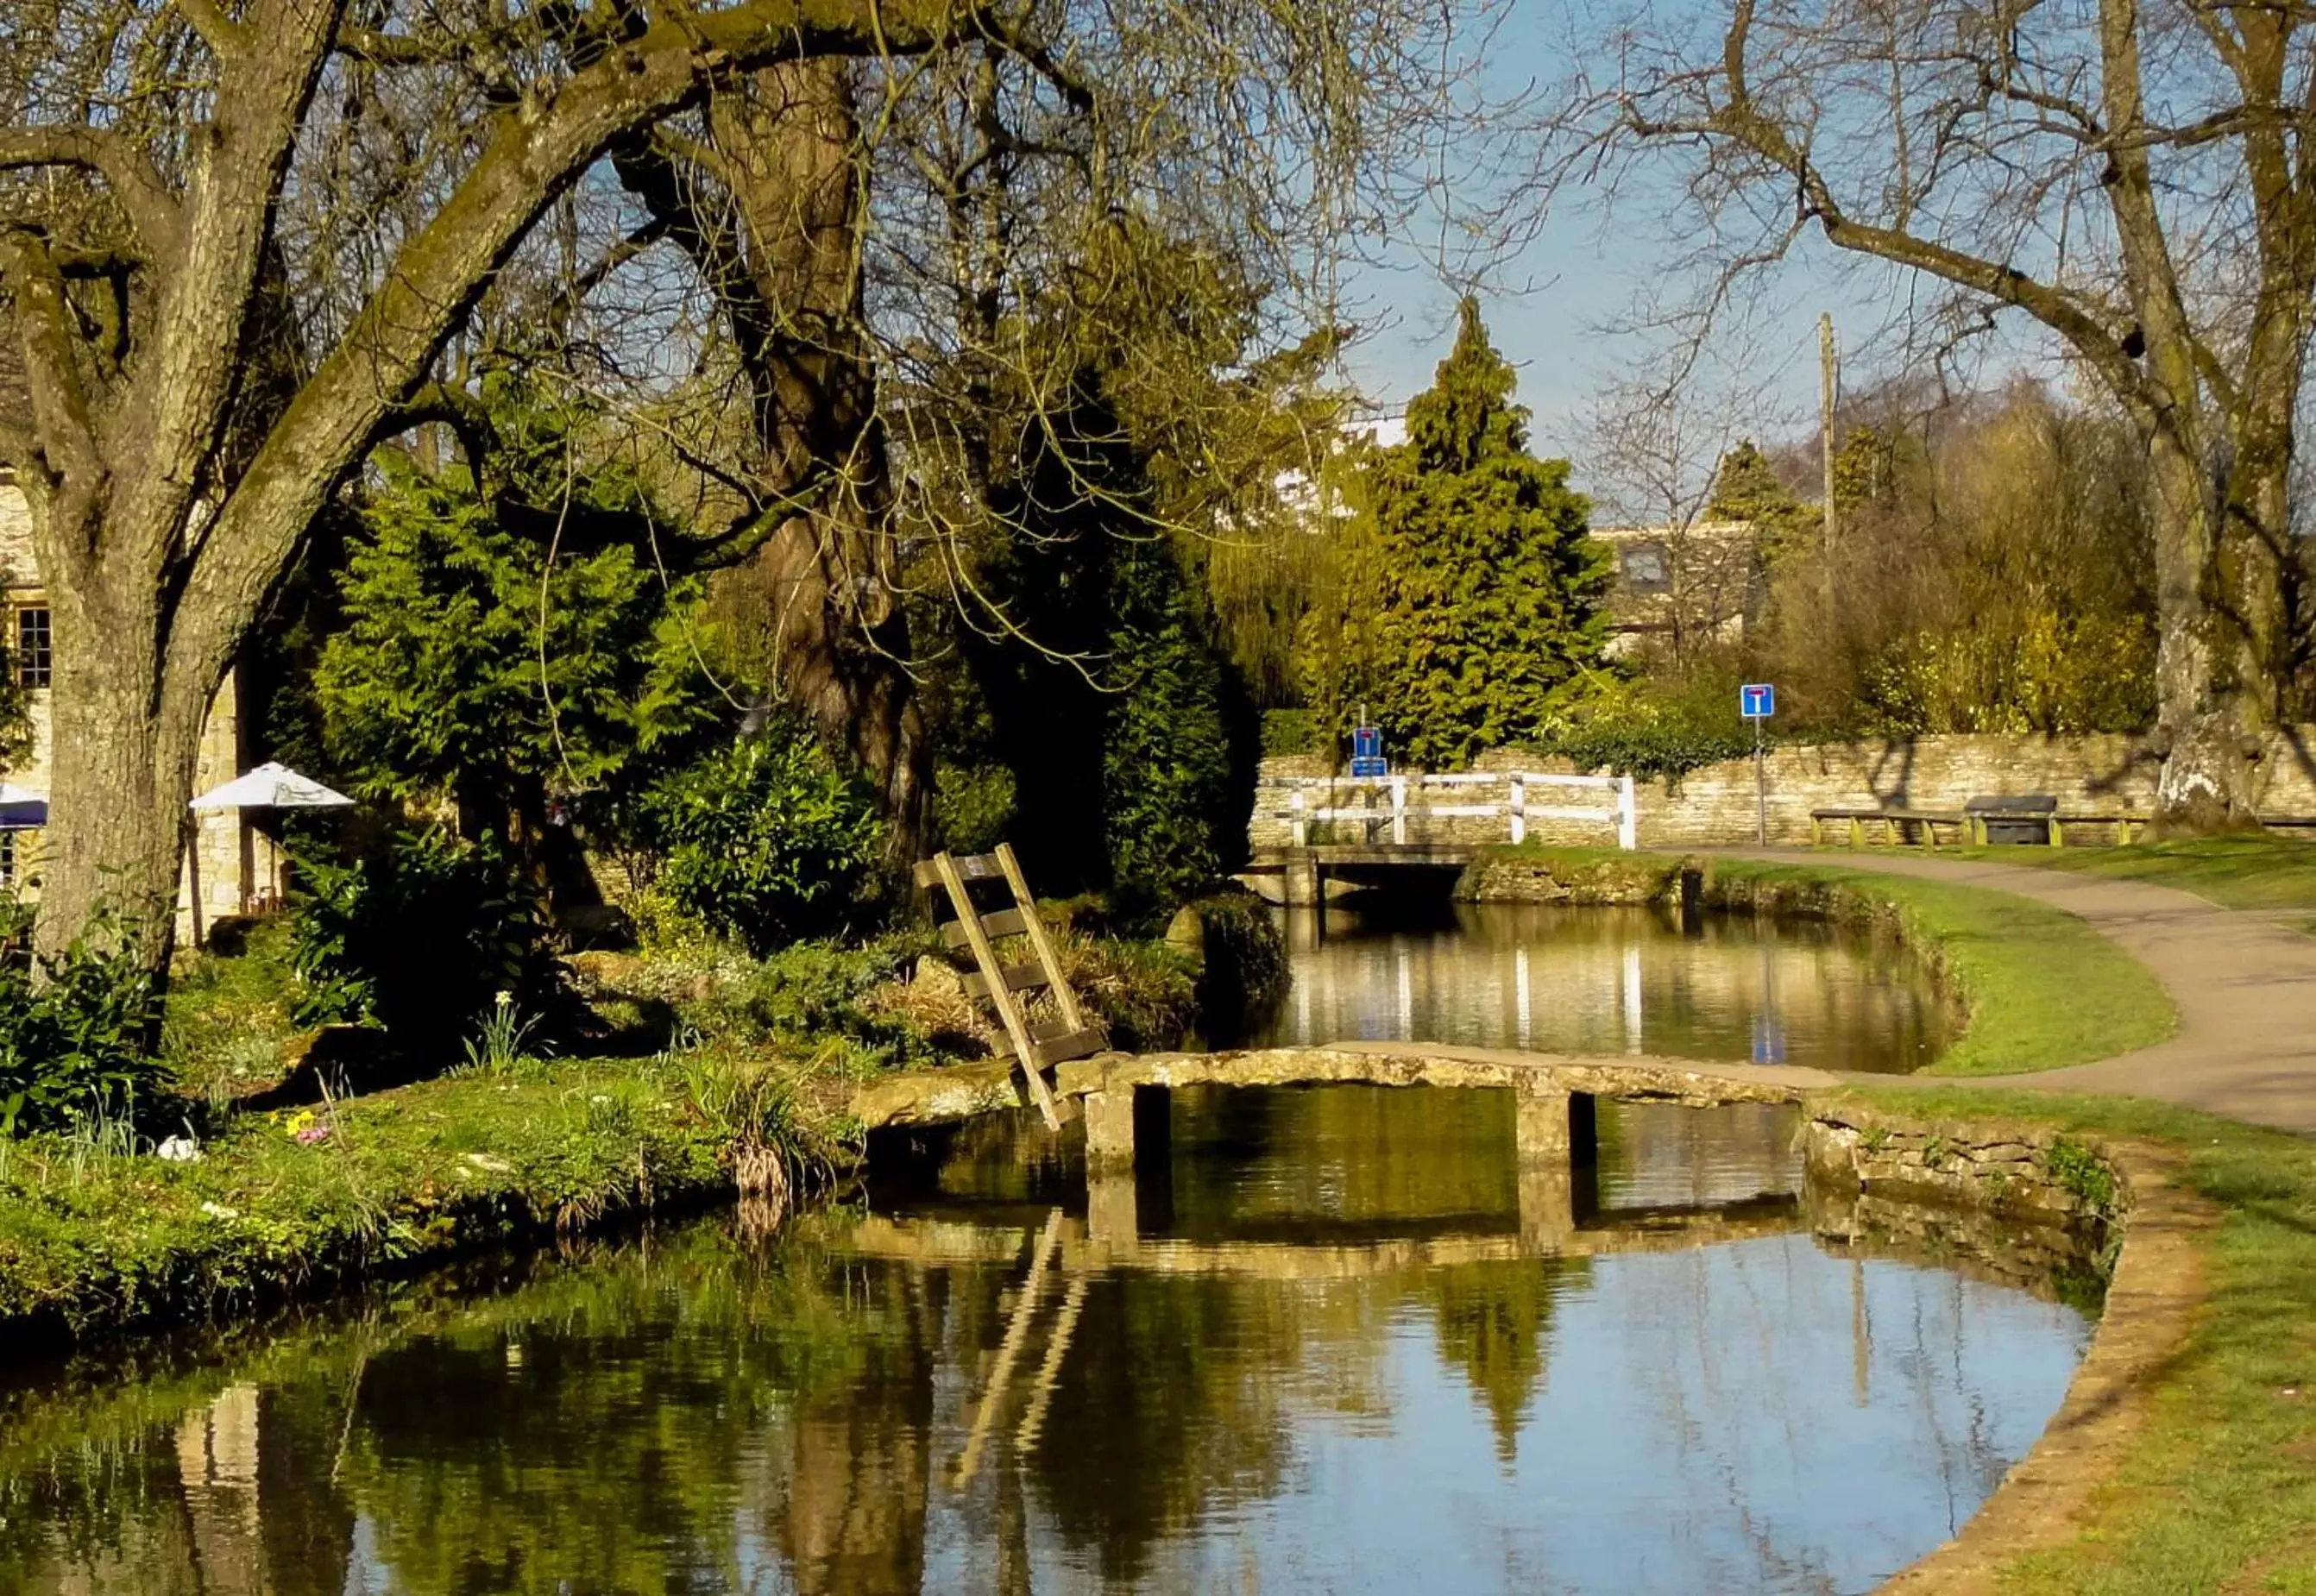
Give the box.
[1843,1084,2316,1595]
[1970,833,2316,929]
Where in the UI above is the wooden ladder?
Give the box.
[913,843,1107,1130]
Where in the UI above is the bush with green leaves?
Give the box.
[287,826,559,1054]
[287,379,729,902]
[1260,709,1320,758]
[644,727,884,955]
[971,380,1258,927]
[0,896,166,1137]
[1534,670,1763,787]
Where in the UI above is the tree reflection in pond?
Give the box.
[0,1088,2096,1596]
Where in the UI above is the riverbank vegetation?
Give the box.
[0,895,1243,1346]
[1467,846,2176,1077]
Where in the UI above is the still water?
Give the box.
[1236,901,1954,1072]
[2,1090,2094,1596]
[1,910,2086,1594]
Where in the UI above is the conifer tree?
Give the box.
[1356,300,1609,770]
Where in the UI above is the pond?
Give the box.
[0,904,2092,1595]
[1229,900,1954,1072]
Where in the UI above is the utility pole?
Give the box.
[1819,312,1838,607]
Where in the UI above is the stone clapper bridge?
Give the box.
[851,1041,1848,1260]
[849,1042,1872,1492]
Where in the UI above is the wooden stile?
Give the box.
[921,845,1107,1129]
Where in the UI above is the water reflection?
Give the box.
[1239,902,1953,1072]
[2,1089,2093,1596]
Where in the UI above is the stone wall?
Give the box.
[1256,727,2316,849]
[1801,1106,2117,1224]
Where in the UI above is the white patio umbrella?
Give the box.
[189,762,355,812]
[186,763,355,941]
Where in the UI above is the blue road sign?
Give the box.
[1349,756,1389,778]
[1740,682,1775,719]
[1352,726,1383,761]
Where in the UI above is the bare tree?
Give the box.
[0,0,997,958]
[1574,336,1793,668]
[1531,0,2316,827]
[0,0,1461,963]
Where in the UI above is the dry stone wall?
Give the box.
[1255,727,2316,848]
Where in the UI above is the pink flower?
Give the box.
[295,1124,333,1146]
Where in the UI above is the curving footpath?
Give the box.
[1733,850,2316,1133]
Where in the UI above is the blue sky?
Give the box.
[1319,0,2062,462]
[1332,206,1923,459]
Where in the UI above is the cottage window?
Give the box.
[15,607,50,689]
[1620,543,1671,594]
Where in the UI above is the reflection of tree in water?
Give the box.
[1421,1257,1591,1461]
[1168,1084,1518,1234]
[338,1232,937,1595]
[1022,1271,1298,1585]
[0,1223,944,1595]
[770,1268,942,1595]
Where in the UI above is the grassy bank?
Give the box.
[1469,845,2178,1076]
[0,1059,751,1345]
[1835,1083,2316,1595]
[3,895,1268,1351]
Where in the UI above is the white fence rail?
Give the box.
[1265,771,1638,851]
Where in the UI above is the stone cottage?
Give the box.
[0,468,259,943]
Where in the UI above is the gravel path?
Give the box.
[1733,851,2316,1134]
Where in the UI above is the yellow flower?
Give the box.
[285,1109,318,1139]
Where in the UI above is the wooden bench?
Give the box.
[1808,807,1969,848]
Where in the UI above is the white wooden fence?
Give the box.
[1268,771,1639,850]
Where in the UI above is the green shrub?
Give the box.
[287,826,558,1053]
[0,896,167,1136]
[1533,671,1759,787]
[644,726,884,955]
[1261,708,1319,758]
[931,758,1016,855]
[1062,933,1200,1052]
[1187,892,1289,1026]
[160,919,304,1104]
[2047,1136,2118,1215]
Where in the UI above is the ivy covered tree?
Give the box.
[1325,300,1609,770]
[971,380,1257,925]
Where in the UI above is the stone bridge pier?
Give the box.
[1081,1075,1602,1243]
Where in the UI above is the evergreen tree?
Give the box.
[299,382,727,899]
[1356,300,1609,770]
[1707,439,1813,556]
